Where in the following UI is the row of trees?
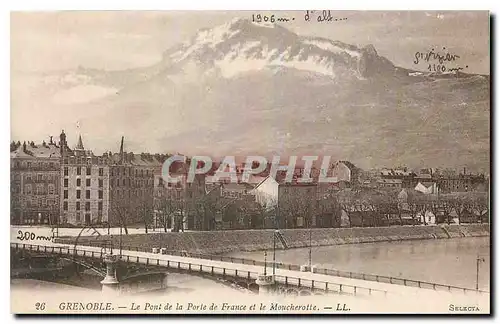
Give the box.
[107,186,489,235]
[336,188,489,227]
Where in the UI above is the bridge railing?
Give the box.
[273,275,387,298]
[12,243,389,297]
[93,243,488,295]
[17,242,488,295]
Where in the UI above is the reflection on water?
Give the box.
[229,237,490,291]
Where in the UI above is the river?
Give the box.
[227,236,491,291]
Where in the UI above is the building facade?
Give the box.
[59,132,111,225]
[10,140,61,225]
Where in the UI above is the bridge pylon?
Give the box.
[100,254,120,296]
[255,274,276,295]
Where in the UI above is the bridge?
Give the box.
[10,242,488,298]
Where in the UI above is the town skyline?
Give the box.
[11,130,490,175]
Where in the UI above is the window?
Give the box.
[98,190,103,199]
[76,190,81,199]
[77,166,81,175]
[76,212,80,222]
[85,202,90,211]
[86,179,91,186]
[86,190,90,199]
[77,178,81,186]
[99,168,103,176]
[48,184,55,195]
[76,202,80,211]
[64,179,68,187]
[123,179,126,186]
[27,162,31,168]
[110,179,114,186]
[99,179,103,188]
[25,184,32,194]
[37,174,43,181]
[64,190,68,199]
[98,201,103,210]
[86,167,91,176]
[63,201,68,211]
[25,174,31,181]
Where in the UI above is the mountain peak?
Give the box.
[164,19,398,79]
[363,44,378,56]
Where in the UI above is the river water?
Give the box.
[227,237,491,291]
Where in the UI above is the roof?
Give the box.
[222,183,255,191]
[11,143,61,159]
[377,179,403,184]
[421,181,436,188]
[109,152,163,167]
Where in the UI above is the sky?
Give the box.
[11,11,490,74]
[9,11,491,172]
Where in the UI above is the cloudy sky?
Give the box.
[11,11,490,74]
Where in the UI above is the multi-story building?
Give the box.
[253,176,318,229]
[10,140,61,225]
[154,157,211,231]
[437,173,488,193]
[59,132,111,225]
[108,148,162,228]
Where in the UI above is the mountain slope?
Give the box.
[14,18,490,172]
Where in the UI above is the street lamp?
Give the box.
[308,219,312,270]
[264,251,267,276]
[476,256,485,290]
[273,230,279,275]
[119,226,123,257]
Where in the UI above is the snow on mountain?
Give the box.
[165,18,392,80]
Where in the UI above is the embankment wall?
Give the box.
[56,224,490,255]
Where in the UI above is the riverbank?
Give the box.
[55,224,489,255]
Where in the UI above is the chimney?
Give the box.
[49,136,53,145]
[119,136,124,164]
[463,167,466,175]
[22,141,26,152]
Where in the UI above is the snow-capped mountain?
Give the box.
[11,18,490,172]
[161,18,397,80]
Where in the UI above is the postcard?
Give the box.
[10,10,490,315]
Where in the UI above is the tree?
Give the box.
[336,188,396,227]
[449,192,489,224]
[136,196,154,234]
[192,192,219,231]
[406,190,427,224]
[110,204,129,235]
[278,186,315,229]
